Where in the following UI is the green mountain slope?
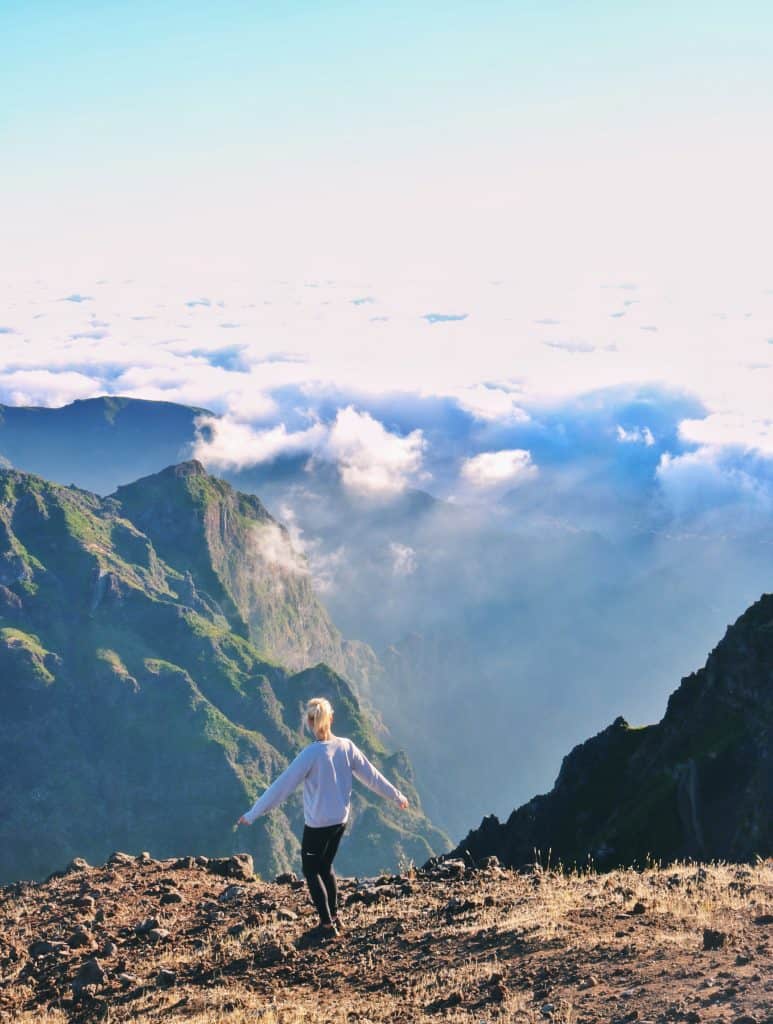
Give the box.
[0,466,447,886]
[113,461,378,685]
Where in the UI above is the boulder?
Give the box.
[71,957,106,998]
[205,854,254,880]
[107,851,134,867]
[67,927,96,950]
[135,917,160,935]
[275,872,298,885]
[218,884,245,903]
[703,928,726,951]
[66,857,90,873]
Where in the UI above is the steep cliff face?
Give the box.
[113,461,377,684]
[0,467,447,886]
[452,594,772,869]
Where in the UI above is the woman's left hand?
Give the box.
[235,815,250,826]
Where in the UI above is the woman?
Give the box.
[236,696,409,938]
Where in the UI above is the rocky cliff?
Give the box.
[452,593,772,869]
[113,461,378,684]
[0,465,446,885]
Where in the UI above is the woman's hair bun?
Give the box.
[306,697,333,739]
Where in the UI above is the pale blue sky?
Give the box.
[4,2,772,165]
[4,1,773,284]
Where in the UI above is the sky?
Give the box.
[1,1,773,515]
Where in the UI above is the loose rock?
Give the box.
[107,851,134,866]
[135,917,160,935]
[703,928,727,951]
[275,871,298,885]
[71,957,106,998]
[66,857,90,873]
[218,884,245,903]
[67,927,96,950]
[205,854,254,880]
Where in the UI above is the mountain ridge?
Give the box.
[449,591,772,869]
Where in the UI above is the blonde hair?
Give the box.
[306,697,333,740]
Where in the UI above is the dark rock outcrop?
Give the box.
[452,594,772,869]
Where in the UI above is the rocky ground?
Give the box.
[0,852,770,1024]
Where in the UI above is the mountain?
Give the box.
[0,464,447,886]
[112,462,378,685]
[0,397,204,494]
[451,592,773,869]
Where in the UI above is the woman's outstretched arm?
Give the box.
[237,747,313,825]
[349,742,409,808]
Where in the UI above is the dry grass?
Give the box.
[1,855,770,1023]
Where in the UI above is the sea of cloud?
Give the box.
[1,272,772,529]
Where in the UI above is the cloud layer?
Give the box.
[0,272,772,527]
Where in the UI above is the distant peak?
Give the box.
[169,460,208,478]
[139,459,209,482]
[111,459,215,500]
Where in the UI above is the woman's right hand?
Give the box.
[397,796,409,810]
[235,815,251,826]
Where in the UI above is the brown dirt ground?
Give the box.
[0,854,770,1024]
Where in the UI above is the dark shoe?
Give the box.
[310,921,339,942]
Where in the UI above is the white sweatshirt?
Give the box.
[241,735,407,828]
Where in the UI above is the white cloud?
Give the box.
[616,424,655,446]
[249,521,309,576]
[192,415,325,470]
[112,362,279,419]
[323,406,425,496]
[193,405,425,497]
[460,449,537,488]
[389,542,417,576]
[678,413,773,457]
[0,369,102,407]
[452,385,530,423]
[277,503,307,556]
[305,544,347,594]
[276,501,344,592]
[655,446,772,526]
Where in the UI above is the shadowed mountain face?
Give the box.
[112,462,378,685]
[452,593,773,869]
[0,464,447,886]
[0,397,205,494]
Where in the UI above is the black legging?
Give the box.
[301,822,346,925]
